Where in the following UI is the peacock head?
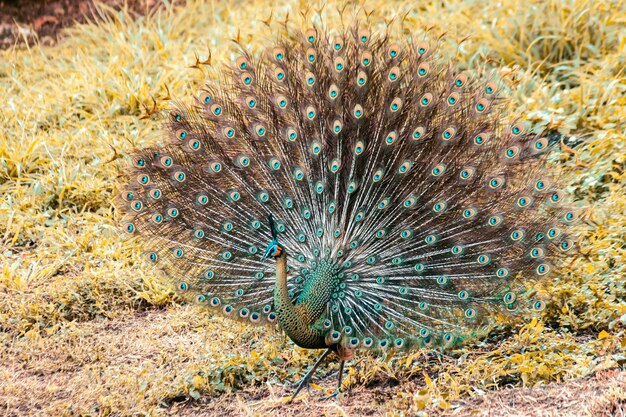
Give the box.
[263,239,284,259]
[262,213,284,259]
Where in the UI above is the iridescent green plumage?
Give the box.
[119,24,576,399]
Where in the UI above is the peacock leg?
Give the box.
[289,348,332,402]
[321,359,344,401]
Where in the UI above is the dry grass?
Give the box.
[1,0,625,415]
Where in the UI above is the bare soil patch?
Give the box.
[0,0,166,49]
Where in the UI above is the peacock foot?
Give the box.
[288,373,314,402]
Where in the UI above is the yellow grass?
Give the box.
[1,0,625,415]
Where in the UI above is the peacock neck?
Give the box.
[273,252,340,349]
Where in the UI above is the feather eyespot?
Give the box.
[196,194,209,205]
[255,125,266,137]
[485,82,498,95]
[268,158,281,170]
[560,239,573,252]
[477,254,491,264]
[420,93,432,107]
[510,229,525,241]
[447,92,459,106]
[272,47,285,62]
[475,98,489,113]
[385,131,397,145]
[173,171,186,182]
[563,211,577,223]
[412,126,425,140]
[442,127,456,141]
[416,41,429,56]
[353,104,364,119]
[332,120,343,134]
[387,43,401,59]
[510,121,526,136]
[462,208,477,219]
[305,71,316,86]
[333,36,344,51]
[398,161,413,174]
[403,195,417,208]
[505,146,520,159]
[292,167,304,181]
[188,140,200,151]
[547,227,561,239]
[516,196,532,208]
[137,174,150,185]
[417,62,429,77]
[488,176,504,189]
[530,247,544,258]
[274,67,285,81]
[372,168,384,182]
[305,28,316,43]
[210,104,222,116]
[223,127,236,138]
[433,201,447,213]
[357,29,370,44]
[400,229,413,239]
[533,137,548,152]
[286,127,298,141]
[535,264,550,276]
[310,141,322,155]
[200,93,211,104]
[474,132,491,145]
[388,66,400,82]
[160,156,173,167]
[236,155,250,167]
[175,129,187,140]
[134,157,146,168]
[459,167,475,180]
[305,48,317,63]
[151,212,163,224]
[167,207,179,217]
[209,161,222,173]
[236,56,248,70]
[431,163,446,176]
[496,268,510,278]
[390,98,402,112]
[549,190,563,203]
[454,73,467,87]
[354,141,365,155]
[305,105,316,120]
[487,215,503,226]
[328,84,339,99]
[240,72,253,86]
[334,57,345,72]
[357,71,367,86]
[361,51,372,66]
[245,96,257,109]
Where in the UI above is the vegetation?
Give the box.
[1,0,624,415]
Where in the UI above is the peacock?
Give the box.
[119,24,577,401]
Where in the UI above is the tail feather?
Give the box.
[119,25,576,349]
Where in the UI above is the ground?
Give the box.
[1,0,625,416]
[0,0,160,49]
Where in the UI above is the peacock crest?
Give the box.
[119,25,576,355]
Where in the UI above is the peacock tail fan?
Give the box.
[118,25,577,352]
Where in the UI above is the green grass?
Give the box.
[1,0,625,415]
